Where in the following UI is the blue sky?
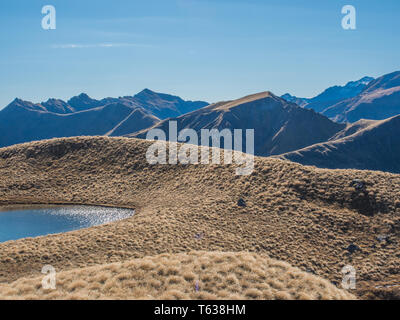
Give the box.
[0,0,399,108]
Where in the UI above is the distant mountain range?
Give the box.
[0,90,208,148]
[322,71,400,123]
[1,70,400,173]
[282,71,400,123]
[281,76,374,111]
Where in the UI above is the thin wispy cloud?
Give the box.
[51,43,154,49]
[95,16,184,24]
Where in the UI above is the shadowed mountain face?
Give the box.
[0,90,207,148]
[281,76,374,113]
[131,89,209,119]
[322,71,400,123]
[278,115,400,173]
[131,92,346,156]
[41,99,75,114]
[67,93,104,112]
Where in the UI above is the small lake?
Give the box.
[0,205,135,243]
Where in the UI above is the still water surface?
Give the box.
[0,205,134,243]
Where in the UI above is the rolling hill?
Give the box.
[0,251,354,300]
[0,136,398,299]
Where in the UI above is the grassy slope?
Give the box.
[0,136,399,299]
[0,251,354,300]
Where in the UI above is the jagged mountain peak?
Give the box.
[134,88,184,103]
[10,98,31,105]
[283,76,376,113]
[322,71,400,123]
[3,98,44,113]
[136,88,155,95]
[361,71,400,93]
[345,76,374,88]
[67,93,102,112]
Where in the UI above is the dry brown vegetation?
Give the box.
[0,136,399,299]
[0,251,355,300]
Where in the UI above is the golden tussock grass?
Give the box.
[0,251,355,300]
[0,136,399,299]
